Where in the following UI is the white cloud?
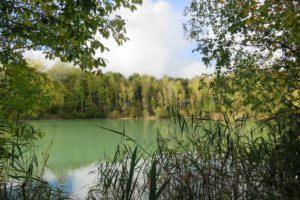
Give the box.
[24,50,57,68]
[178,62,215,79]
[43,168,57,181]
[68,163,97,199]
[24,0,214,78]
[99,0,213,78]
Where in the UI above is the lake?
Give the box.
[29,119,173,199]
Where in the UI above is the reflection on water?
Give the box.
[30,119,172,198]
[44,163,96,199]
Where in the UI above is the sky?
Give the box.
[26,0,215,79]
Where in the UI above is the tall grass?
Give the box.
[0,117,70,200]
[2,109,298,199]
[87,111,300,200]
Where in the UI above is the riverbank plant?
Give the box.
[0,116,70,200]
[87,111,300,200]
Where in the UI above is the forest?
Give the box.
[19,61,223,119]
[1,0,300,199]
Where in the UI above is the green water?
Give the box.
[29,118,256,197]
[31,119,171,173]
[29,119,172,197]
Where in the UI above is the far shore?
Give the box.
[23,114,167,121]
[22,111,256,121]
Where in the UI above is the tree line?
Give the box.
[27,61,226,119]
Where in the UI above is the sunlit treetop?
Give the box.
[0,0,142,70]
[184,0,300,114]
[184,0,300,70]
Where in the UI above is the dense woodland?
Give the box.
[19,61,242,119]
[1,0,299,199]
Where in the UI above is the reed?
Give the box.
[87,111,300,200]
[0,117,70,200]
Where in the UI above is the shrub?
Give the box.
[107,110,122,118]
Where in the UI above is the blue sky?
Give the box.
[168,0,190,10]
[161,0,190,9]
[26,0,213,78]
[98,0,214,78]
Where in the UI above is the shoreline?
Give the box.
[23,112,259,121]
[23,114,168,121]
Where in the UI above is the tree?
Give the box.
[0,0,142,69]
[188,77,201,112]
[0,1,144,194]
[0,60,50,118]
[184,1,300,197]
[184,0,300,116]
[141,75,154,116]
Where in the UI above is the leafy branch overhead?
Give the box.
[184,0,300,115]
[184,0,300,69]
[0,0,143,69]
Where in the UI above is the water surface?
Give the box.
[30,119,171,198]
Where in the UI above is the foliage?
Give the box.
[183,5,300,200]
[86,131,168,200]
[87,112,300,200]
[0,1,299,199]
[184,0,300,116]
[107,110,122,118]
[0,0,142,70]
[0,0,143,198]
[24,62,231,119]
[0,55,69,200]
[0,61,50,119]
[0,116,69,200]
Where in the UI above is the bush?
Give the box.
[154,107,168,118]
[107,110,122,118]
[128,106,142,118]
